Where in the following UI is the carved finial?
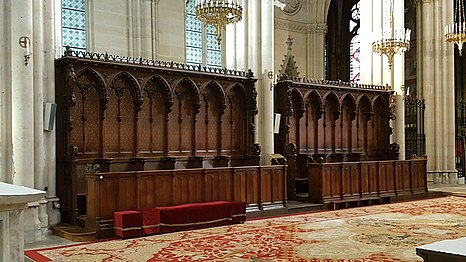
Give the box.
[286,35,293,52]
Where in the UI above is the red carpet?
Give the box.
[26,196,466,261]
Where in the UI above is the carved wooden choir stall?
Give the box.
[274,76,428,208]
[55,49,287,237]
[55,48,428,238]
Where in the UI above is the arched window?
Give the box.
[62,0,86,51]
[349,2,360,83]
[185,0,222,68]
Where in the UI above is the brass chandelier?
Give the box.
[372,0,411,70]
[195,0,243,44]
[445,0,466,56]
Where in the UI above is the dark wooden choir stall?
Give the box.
[55,48,287,238]
[274,76,428,210]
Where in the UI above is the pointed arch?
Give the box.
[302,90,324,152]
[70,68,107,157]
[104,71,141,156]
[323,91,341,152]
[198,80,227,155]
[222,82,248,155]
[168,77,201,154]
[287,88,305,149]
[138,75,173,155]
[339,93,357,152]
[368,95,389,155]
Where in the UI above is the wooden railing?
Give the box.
[307,158,427,209]
[86,165,287,237]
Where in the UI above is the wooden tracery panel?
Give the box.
[356,95,372,155]
[275,78,395,160]
[70,70,103,157]
[223,84,247,155]
[198,81,225,155]
[139,76,172,155]
[340,94,356,153]
[323,92,340,152]
[105,73,141,156]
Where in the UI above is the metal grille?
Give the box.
[456,100,466,178]
[404,96,425,159]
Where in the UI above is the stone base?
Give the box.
[428,171,459,184]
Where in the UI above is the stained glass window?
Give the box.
[62,0,86,51]
[349,2,360,83]
[186,0,222,68]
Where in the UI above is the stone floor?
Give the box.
[24,183,466,261]
[428,183,466,197]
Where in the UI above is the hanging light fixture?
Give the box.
[372,0,411,70]
[195,0,243,44]
[445,0,466,56]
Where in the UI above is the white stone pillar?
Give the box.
[392,0,407,160]
[45,0,61,226]
[0,0,14,184]
[10,0,35,188]
[1,0,59,243]
[307,24,327,79]
[260,0,275,163]
[127,0,159,59]
[418,0,457,183]
[247,0,261,144]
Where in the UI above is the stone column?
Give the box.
[260,0,275,163]
[417,0,457,183]
[0,0,59,243]
[127,0,159,59]
[10,0,35,188]
[239,0,275,163]
[392,0,407,160]
[44,0,61,226]
[307,24,327,79]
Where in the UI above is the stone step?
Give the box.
[51,224,96,242]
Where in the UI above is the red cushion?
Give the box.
[138,208,160,235]
[230,201,246,223]
[114,210,142,239]
[158,201,232,233]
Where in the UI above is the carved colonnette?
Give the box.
[274,76,420,202]
[86,165,287,238]
[55,49,259,225]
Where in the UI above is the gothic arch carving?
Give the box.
[172,77,201,115]
[144,75,174,112]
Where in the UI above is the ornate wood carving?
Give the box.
[55,50,258,225]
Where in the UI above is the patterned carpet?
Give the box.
[26,196,466,261]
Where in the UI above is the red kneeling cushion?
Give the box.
[114,210,142,239]
[230,201,246,223]
[158,201,233,233]
[138,208,160,236]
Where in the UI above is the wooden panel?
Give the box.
[271,166,286,203]
[153,173,174,207]
[117,176,137,211]
[85,165,287,234]
[173,172,190,205]
[246,169,260,205]
[306,159,427,207]
[330,164,342,198]
[342,163,351,197]
[260,168,273,204]
[360,163,370,196]
[188,170,205,203]
[367,163,379,195]
[350,163,361,197]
